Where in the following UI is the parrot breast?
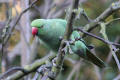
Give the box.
[37,19,67,51]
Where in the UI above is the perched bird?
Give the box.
[31,19,106,68]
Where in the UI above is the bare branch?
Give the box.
[66,60,81,80]
[2,1,120,80]
[0,67,29,80]
[3,0,39,45]
[105,18,120,25]
[74,27,120,46]
[3,53,55,80]
[99,22,120,71]
[40,0,80,79]
[82,1,120,37]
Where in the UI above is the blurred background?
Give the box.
[0,0,120,80]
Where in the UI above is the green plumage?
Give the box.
[31,19,106,68]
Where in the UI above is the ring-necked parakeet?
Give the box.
[31,19,106,68]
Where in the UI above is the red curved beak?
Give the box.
[32,27,38,37]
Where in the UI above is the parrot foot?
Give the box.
[52,58,62,70]
[37,63,52,75]
[61,40,74,54]
[36,65,47,74]
[52,57,57,67]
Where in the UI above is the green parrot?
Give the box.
[31,19,106,68]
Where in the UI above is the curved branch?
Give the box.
[4,0,39,45]
[0,67,29,79]
[74,27,120,46]
[2,53,55,80]
[41,0,80,79]
[82,1,120,37]
[105,18,120,25]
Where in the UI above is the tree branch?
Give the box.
[105,18,120,25]
[0,67,29,79]
[66,60,81,80]
[74,27,120,46]
[3,0,39,45]
[41,0,79,79]
[99,22,120,71]
[82,1,120,37]
[2,1,120,80]
[1,53,55,80]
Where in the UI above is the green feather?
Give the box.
[31,19,106,68]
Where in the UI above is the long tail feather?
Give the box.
[86,49,106,68]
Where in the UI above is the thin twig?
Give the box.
[2,1,120,80]
[74,27,120,46]
[2,53,55,80]
[110,45,120,71]
[66,60,81,80]
[105,18,120,25]
[106,36,120,63]
[82,1,120,37]
[41,0,79,79]
[0,67,29,80]
[81,9,92,22]
[99,22,120,71]
[1,4,12,73]
[3,0,39,45]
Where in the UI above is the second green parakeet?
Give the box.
[31,19,106,68]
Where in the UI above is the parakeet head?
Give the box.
[31,19,45,36]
